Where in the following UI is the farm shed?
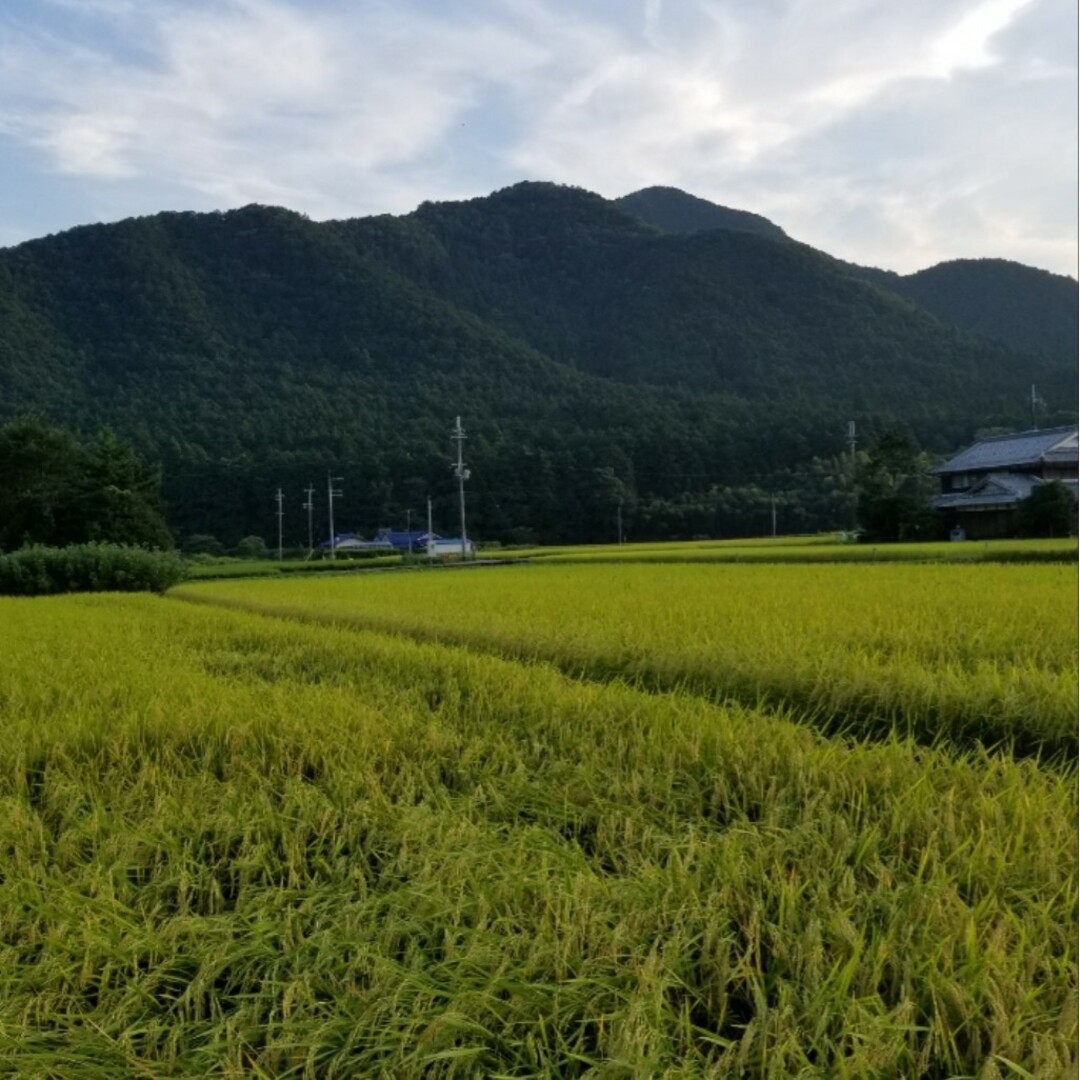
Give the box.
[933,425,1078,538]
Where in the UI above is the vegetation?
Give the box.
[0,543,188,595]
[0,417,172,552]
[1017,480,1077,538]
[623,187,1078,371]
[0,586,1074,1076]
[0,183,1073,546]
[180,560,1078,759]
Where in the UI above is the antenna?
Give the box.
[274,488,284,561]
[302,483,315,557]
[451,416,470,560]
[327,472,343,559]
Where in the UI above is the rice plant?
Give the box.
[0,593,1075,1076]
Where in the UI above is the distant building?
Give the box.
[374,528,437,553]
[932,425,1078,539]
[428,537,476,558]
[318,533,393,552]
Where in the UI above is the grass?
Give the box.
[0,591,1075,1076]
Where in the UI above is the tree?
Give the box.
[0,418,173,551]
[1016,481,1076,538]
[856,426,940,543]
[235,535,270,558]
[0,417,83,550]
[77,429,174,549]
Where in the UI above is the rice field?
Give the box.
[178,561,1079,758]
[2,557,1076,1077]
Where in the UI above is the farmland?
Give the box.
[1,557,1076,1077]
[177,561,1078,758]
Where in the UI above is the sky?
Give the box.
[0,0,1076,276]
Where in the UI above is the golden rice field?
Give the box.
[178,561,1079,758]
[1,559,1076,1077]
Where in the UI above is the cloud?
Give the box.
[0,0,1074,274]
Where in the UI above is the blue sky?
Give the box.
[0,0,1075,275]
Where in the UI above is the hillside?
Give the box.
[619,186,1079,368]
[614,186,787,240]
[0,182,1074,545]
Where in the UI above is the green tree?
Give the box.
[1016,481,1076,538]
[0,418,172,551]
[77,429,173,549]
[235,535,270,558]
[0,417,82,550]
[856,427,939,543]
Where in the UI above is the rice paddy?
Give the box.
[1,556,1076,1077]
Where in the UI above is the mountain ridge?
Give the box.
[0,180,1074,544]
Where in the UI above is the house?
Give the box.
[428,537,476,558]
[374,528,438,553]
[318,533,393,552]
[932,425,1078,539]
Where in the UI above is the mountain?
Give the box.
[615,186,787,240]
[0,182,1074,545]
[620,186,1078,368]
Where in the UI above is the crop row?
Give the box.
[0,593,1075,1077]
[180,561,1079,758]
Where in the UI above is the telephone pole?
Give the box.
[617,499,624,545]
[327,473,343,559]
[302,484,315,557]
[274,488,284,560]
[847,420,858,534]
[451,416,470,560]
[427,495,434,560]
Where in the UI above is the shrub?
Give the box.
[235,535,270,559]
[0,544,189,596]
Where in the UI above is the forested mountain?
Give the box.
[615,186,787,240]
[621,186,1078,368]
[0,181,1074,546]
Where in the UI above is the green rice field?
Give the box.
[1,556,1076,1077]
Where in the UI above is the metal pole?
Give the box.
[427,495,434,560]
[771,497,777,538]
[406,507,412,558]
[617,500,623,545]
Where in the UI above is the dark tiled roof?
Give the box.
[933,426,1078,474]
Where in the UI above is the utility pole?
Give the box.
[427,495,434,560]
[771,496,777,538]
[302,484,315,557]
[405,507,412,559]
[847,421,858,535]
[451,416,470,560]
[617,500,624,545]
[274,488,284,561]
[1030,385,1044,430]
[327,473,343,559]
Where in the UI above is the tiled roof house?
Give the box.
[933,426,1078,538]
